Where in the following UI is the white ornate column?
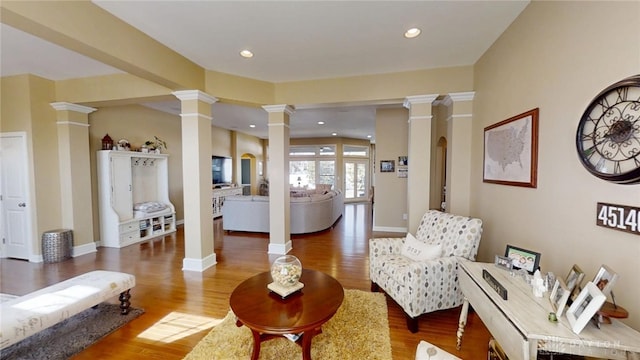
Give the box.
[50,102,97,256]
[447,92,475,215]
[403,94,438,233]
[262,104,294,255]
[173,90,218,272]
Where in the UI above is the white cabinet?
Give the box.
[98,150,176,248]
[212,187,243,218]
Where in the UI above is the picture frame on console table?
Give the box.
[504,244,540,274]
[549,278,571,317]
[592,264,618,297]
[565,264,585,300]
[566,282,607,334]
[494,255,513,271]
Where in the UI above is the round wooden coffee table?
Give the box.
[230,269,344,360]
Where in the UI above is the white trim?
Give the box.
[268,240,292,255]
[407,115,432,122]
[449,91,475,102]
[267,122,291,128]
[72,242,97,257]
[451,114,473,120]
[30,254,43,263]
[182,253,217,272]
[179,113,213,120]
[50,102,97,113]
[172,90,218,104]
[56,121,90,127]
[262,104,294,115]
[372,225,408,233]
[403,94,438,109]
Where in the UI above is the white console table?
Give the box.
[457,261,640,360]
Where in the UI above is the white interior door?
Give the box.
[0,132,32,260]
[344,160,368,202]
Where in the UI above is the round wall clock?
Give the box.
[576,74,640,184]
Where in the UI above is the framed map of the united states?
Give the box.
[483,108,539,188]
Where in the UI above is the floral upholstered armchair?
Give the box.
[369,210,483,332]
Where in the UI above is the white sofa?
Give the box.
[222,189,343,234]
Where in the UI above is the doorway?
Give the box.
[344,160,368,202]
[0,132,33,260]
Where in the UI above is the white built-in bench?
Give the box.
[0,270,135,350]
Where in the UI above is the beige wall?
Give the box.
[211,125,232,157]
[472,1,640,328]
[1,75,62,256]
[374,107,409,231]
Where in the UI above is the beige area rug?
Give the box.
[184,289,392,360]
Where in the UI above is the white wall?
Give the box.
[472,1,640,329]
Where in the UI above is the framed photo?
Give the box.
[549,278,571,317]
[494,255,513,270]
[564,264,585,299]
[380,160,395,172]
[398,156,408,166]
[504,244,540,274]
[592,265,618,297]
[483,108,539,188]
[566,282,606,334]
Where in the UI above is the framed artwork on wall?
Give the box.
[483,108,539,188]
[380,160,395,173]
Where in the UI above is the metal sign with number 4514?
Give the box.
[596,202,639,236]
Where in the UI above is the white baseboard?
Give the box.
[268,240,292,255]
[73,242,97,257]
[372,225,407,233]
[182,253,217,272]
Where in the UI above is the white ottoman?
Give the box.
[0,270,135,350]
[415,340,462,360]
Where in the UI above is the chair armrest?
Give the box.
[369,237,404,256]
[403,256,462,293]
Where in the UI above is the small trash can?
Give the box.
[41,229,73,263]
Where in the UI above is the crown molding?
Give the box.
[449,91,475,102]
[262,104,294,115]
[50,102,96,114]
[172,90,218,104]
[403,94,439,109]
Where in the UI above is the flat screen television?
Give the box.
[212,156,232,187]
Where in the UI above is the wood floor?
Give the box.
[0,203,490,359]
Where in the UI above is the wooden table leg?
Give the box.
[250,329,262,360]
[300,328,318,360]
[456,298,470,350]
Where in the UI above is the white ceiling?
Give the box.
[0,1,529,140]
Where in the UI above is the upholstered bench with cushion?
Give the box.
[0,270,135,350]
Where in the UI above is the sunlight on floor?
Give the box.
[137,311,223,343]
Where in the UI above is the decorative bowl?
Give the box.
[270,255,302,287]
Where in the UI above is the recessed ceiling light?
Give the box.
[331,132,337,136]
[240,49,254,58]
[317,121,325,125]
[404,28,421,39]
[249,124,256,128]
[367,135,372,138]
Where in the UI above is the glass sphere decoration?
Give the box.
[270,255,302,288]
